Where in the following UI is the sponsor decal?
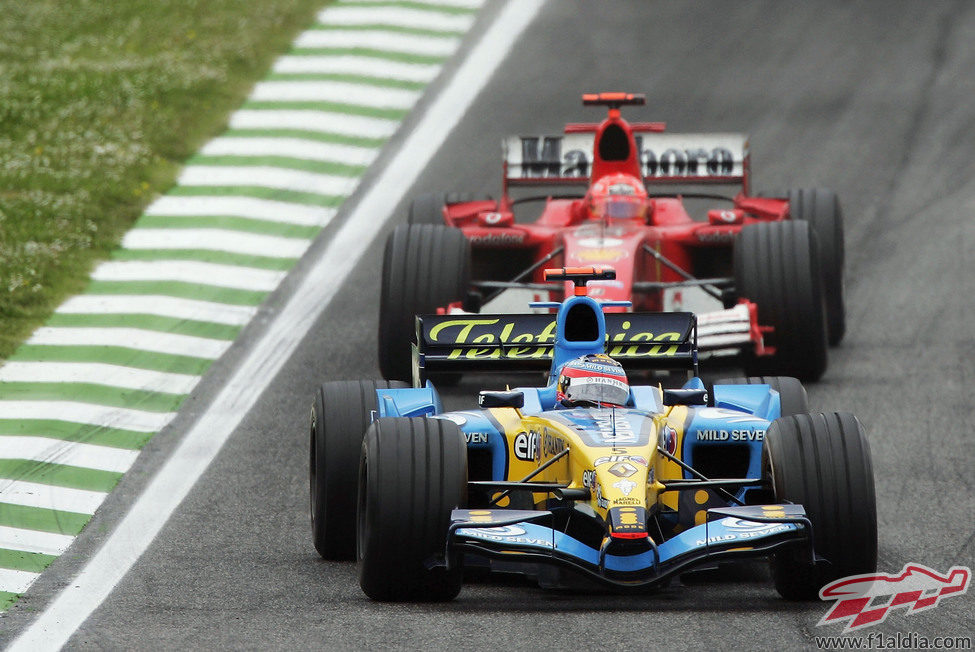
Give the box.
[461,524,552,546]
[608,461,638,478]
[482,212,505,225]
[721,517,781,532]
[613,497,641,506]
[465,432,489,444]
[577,237,624,248]
[613,478,636,496]
[590,412,637,444]
[513,431,538,461]
[468,232,526,246]
[696,230,736,244]
[435,414,466,426]
[714,210,739,223]
[660,425,678,454]
[582,469,596,489]
[595,483,609,509]
[818,563,971,633]
[575,247,627,263]
[695,408,767,423]
[694,524,789,547]
[696,428,766,442]
[476,525,525,537]
[542,432,567,458]
[595,454,648,467]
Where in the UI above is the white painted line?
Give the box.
[318,5,475,32]
[250,80,419,109]
[0,436,140,474]
[295,29,459,57]
[145,196,335,227]
[273,55,440,83]
[179,165,359,197]
[92,260,286,292]
[6,1,543,647]
[229,109,398,139]
[0,362,200,396]
[200,137,377,166]
[122,229,310,259]
[28,328,230,360]
[0,569,41,595]
[58,295,257,326]
[0,480,106,516]
[346,0,483,8]
[0,402,174,433]
[0,526,75,557]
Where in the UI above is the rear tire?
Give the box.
[712,376,808,417]
[764,412,877,600]
[734,221,828,381]
[378,224,471,382]
[358,417,467,601]
[310,380,407,560]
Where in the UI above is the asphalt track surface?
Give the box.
[3,0,975,649]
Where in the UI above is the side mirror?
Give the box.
[662,388,708,406]
[478,390,524,409]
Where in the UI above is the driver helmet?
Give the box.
[588,173,648,220]
[556,353,630,407]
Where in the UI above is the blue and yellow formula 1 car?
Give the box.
[309,267,876,601]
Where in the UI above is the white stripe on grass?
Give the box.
[294,30,458,57]
[0,362,200,396]
[0,569,40,596]
[318,5,475,32]
[273,55,440,83]
[0,436,140,474]
[58,295,257,326]
[122,229,310,259]
[145,196,335,227]
[200,137,377,166]
[0,481,106,516]
[28,328,231,360]
[229,109,399,139]
[92,260,286,292]
[0,526,75,557]
[249,80,419,109]
[0,402,174,433]
[178,165,359,197]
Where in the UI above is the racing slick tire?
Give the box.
[761,188,846,345]
[407,192,489,225]
[733,221,828,381]
[763,412,877,600]
[310,380,408,560]
[358,417,468,601]
[378,224,471,382]
[712,376,808,417]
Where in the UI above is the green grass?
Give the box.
[0,0,332,360]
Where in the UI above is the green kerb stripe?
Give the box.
[134,215,322,239]
[188,154,366,176]
[0,383,184,413]
[310,21,466,37]
[168,185,346,207]
[0,548,57,574]
[111,249,298,272]
[0,460,123,493]
[0,504,89,536]
[10,346,214,376]
[223,129,387,149]
[265,72,426,90]
[289,47,445,65]
[0,423,150,450]
[338,1,477,16]
[47,313,241,340]
[241,100,408,120]
[85,280,266,305]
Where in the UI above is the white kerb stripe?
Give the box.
[0,401,174,433]
[179,165,358,198]
[250,80,419,109]
[145,196,335,227]
[0,569,40,595]
[294,30,459,57]
[318,6,475,32]
[0,480,106,516]
[0,436,140,474]
[122,229,310,259]
[229,109,398,139]
[58,295,257,326]
[0,526,75,556]
[200,137,377,166]
[92,260,286,292]
[28,327,231,360]
[0,362,200,395]
[273,55,440,83]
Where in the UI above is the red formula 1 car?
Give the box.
[379,93,845,383]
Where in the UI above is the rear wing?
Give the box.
[413,311,697,385]
[503,133,749,186]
